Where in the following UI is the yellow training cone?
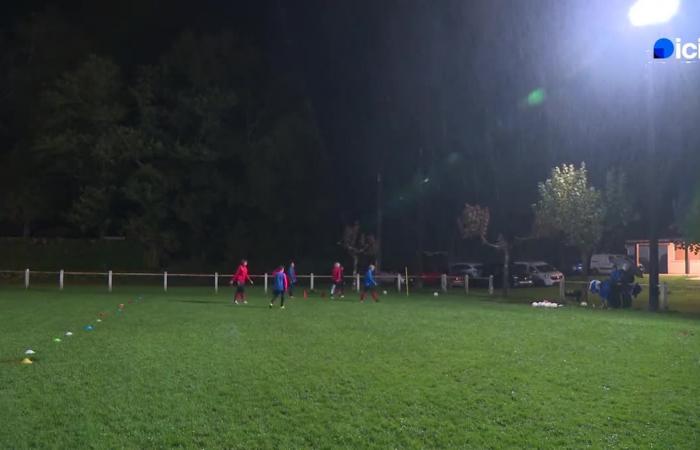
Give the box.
[21,358,33,365]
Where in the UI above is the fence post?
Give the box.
[108,270,113,293]
[214,272,219,293]
[464,275,469,296]
[397,273,401,293]
[488,275,494,295]
[310,273,315,291]
[559,275,565,302]
[59,269,64,290]
[660,282,668,310]
[441,274,447,292]
[25,268,29,289]
[356,273,360,291]
[264,273,268,293]
[164,272,168,292]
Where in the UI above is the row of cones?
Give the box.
[20,296,142,365]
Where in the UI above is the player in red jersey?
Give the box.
[230,259,254,304]
[330,262,345,299]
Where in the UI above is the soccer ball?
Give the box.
[580,301,588,307]
[382,290,388,295]
[433,292,439,297]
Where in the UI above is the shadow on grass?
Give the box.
[174,300,273,310]
[175,299,226,305]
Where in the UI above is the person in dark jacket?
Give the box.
[620,262,636,308]
[269,266,289,309]
[608,265,624,308]
[287,262,297,298]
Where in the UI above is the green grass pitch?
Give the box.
[1,285,698,448]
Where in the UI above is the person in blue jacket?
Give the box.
[360,264,379,303]
[269,266,289,309]
[287,262,297,298]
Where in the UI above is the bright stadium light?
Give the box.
[628,0,680,27]
[626,0,681,310]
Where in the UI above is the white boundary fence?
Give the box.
[0,269,675,309]
[0,269,499,297]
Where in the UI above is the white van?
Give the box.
[514,261,563,286]
[589,254,632,275]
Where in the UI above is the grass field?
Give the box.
[1,285,699,449]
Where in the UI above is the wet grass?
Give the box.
[1,285,698,448]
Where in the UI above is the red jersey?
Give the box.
[332,266,343,282]
[232,265,249,284]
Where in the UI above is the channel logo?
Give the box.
[653,37,700,60]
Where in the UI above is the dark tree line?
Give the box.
[1,3,699,272]
[0,11,331,268]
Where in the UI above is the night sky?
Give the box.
[2,0,699,268]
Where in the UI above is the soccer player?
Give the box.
[330,262,345,299]
[269,266,289,309]
[360,264,379,303]
[230,259,253,304]
[287,262,297,298]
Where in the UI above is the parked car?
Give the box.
[515,261,564,286]
[449,262,483,287]
[418,271,443,286]
[482,262,534,288]
[417,250,449,286]
[589,254,633,275]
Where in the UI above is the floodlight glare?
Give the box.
[628,0,680,27]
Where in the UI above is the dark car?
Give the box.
[481,262,534,288]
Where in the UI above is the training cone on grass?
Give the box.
[65,331,73,336]
[53,338,62,343]
[25,349,36,355]
[21,358,33,365]
[84,325,94,331]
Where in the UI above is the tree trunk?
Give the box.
[582,249,592,277]
[502,245,510,297]
[145,246,160,269]
[376,172,383,271]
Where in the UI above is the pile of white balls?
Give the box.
[531,300,563,308]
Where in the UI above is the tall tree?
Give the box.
[35,55,129,237]
[600,168,635,251]
[0,10,91,236]
[680,183,700,248]
[457,203,513,296]
[532,163,604,275]
[128,32,328,266]
[339,221,378,276]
